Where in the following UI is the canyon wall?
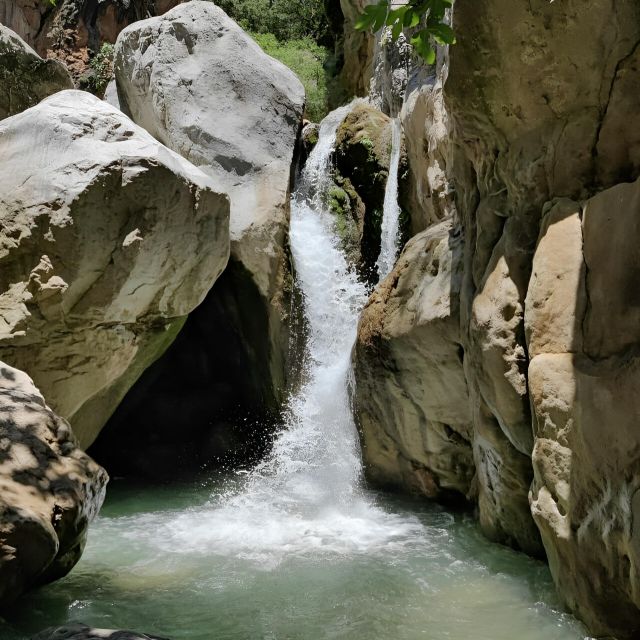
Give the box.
[349,0,640,636]
[0,0,182,82]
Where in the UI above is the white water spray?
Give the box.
[375,117,403,281]
[141,104,422,564]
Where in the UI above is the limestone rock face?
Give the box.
[400,63,454,235]
[526,181,640,638]
[112,0,305,414]
[0,24,73,121]
[444,0,640,558]
[338,0,374,97]
[0,90,230,448]
[347,0,640,633]
[354,219,474,499]
[0,362,107,605]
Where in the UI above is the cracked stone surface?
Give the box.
[0,90,229,448]
[0,362,107,607]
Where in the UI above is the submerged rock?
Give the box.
[0,89,230,449]
[0,24,73,121]
[102,0,304,469]
[0,363,107,606]
[32,624,169,640]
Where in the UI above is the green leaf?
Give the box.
[372,13,386,31]
[403,8,420,28]
[391,19,403,40]
[410,30,436,63]
[427,23,456,44]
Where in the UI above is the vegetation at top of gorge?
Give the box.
[355,0,455,63]
[250,33,344,121]
[216,0,334,42]
[213,0,345,120]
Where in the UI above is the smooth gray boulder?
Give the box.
[0,362,107,606]
[113,0,305,411]
[0,90,230,448]
[0,23,73,120]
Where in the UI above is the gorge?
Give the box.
[0,0,639,638]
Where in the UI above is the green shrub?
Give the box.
[251,33,344,122]
[216,0,333,43]
[89,43,114,95]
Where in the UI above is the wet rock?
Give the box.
[0,90,229,448]
[0,363,107,606]
[0,24,73,121]
[333,102,409,282]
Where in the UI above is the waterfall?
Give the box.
[245,101,368,505]
[152,104,421,564]
[375,117,403,281]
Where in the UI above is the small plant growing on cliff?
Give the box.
[89,43,115,95]
[355,0,455,64]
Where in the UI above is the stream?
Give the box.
[1,106,590,640]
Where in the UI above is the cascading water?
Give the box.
[1,106,590,640]
[139,102,422,562]
[375,117,403,281]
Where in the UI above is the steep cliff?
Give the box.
[349,0,640,635]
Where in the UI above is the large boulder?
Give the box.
[0,362,107,605]
[0,24,73,121]
[0,90,230,448]
[353,219,474,499]
[526,181,640,638]
[101,1,304,471]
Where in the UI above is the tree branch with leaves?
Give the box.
[354,0,455,64]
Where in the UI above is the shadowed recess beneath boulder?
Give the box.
[90,259,290,480]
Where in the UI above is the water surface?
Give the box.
[1,478,588,640]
